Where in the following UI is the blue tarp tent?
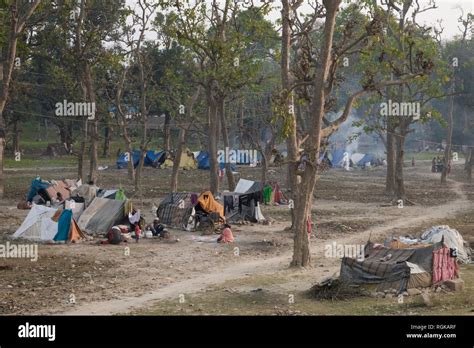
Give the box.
[117,151,141,169]
[357,153,375,167]
[331,149,347,167]
[117,150,166,169]
[196,151,236,171]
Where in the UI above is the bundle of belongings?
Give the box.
[12,205,86,243]
[156,191,225,231]
[224,179,265,223]
[385,225,471,264]
[340,234,464,294]
[19,177,82,208]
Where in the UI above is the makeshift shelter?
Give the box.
[97,188,127,200]
[13,205,85,242]
[330,149,347,168]
[156,192,196,229]
[350,153,365,166]
[77,197,126,235]
[116,150,166,169]
[224,179,265,223]
[161,152,197,170]
[196,191,225,220]
[65,199,85,220]
[340,240,459,292]
[357,153,375,167]
[420,226,471,264]
[262,182,287,205]
[27,177,78,203]
[196,151,236,171]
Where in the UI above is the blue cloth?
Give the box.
[54,209,73,241]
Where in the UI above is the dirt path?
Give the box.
[60,178,469,315]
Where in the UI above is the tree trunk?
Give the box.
[290,0,342,267]
[103,124,110,158]
[125,138,135,182]
[385,119,396,195]
[163,113,171,152]
[12,116,20,155]
[78,121,87,180]
[219,99,235,191]
[88,120,98,184]
[394,128,407,202]
[441,81,454,184]
[207,95,219,195]
[466,148,473,183]
[171,126,186,192]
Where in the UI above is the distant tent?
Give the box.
[77,197,126,235]
[161,152,197,170]
[350,153,365,165]
[13,205,85,242]
[117,150,166,169]
[357,153,375,167]
[156,192,195,229]
[196,151,236,171]
[330,149,347,168]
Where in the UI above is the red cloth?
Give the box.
[432,247,458,283]
[307,215,312,235]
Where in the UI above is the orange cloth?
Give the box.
[197,191,225,219]
[219,228,234,243]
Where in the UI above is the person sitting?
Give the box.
[149,218,166,237]
[100,226,126,245]
[217,223,234,243]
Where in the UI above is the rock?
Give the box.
[407,288,421,296]
[376,292,385,298]
[421,293,433,307]
[384,293,394,299]
[443,279,465,292]
[435,286,442,293]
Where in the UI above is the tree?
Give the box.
[0,0,41,197]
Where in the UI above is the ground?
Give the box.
[0,155,473,315]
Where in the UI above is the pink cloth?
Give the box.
[432,247,458,283]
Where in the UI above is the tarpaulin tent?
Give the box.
[117,151,141,169]
[117,150,166,169]
[330,149,347,168]
[224,179,265,223]
[161,152,197,170]
[196,151,236,171]
[13,205,85,242]
[340,240,458,292]
[77,197,126,235]
[357,153,375,167]
[350,153,365,165]
[156,192,196,229]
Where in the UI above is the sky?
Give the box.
[126,0,473,41]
